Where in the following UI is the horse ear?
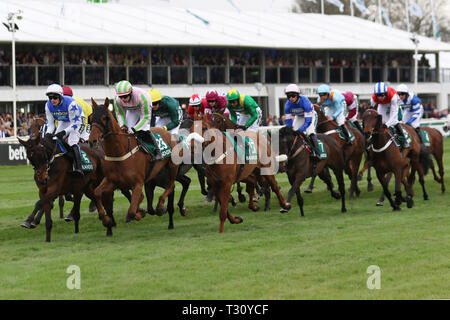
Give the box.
[91,98,97,108]
[105,97,110,107]
[375,114,383,128]
[17,137,26,146]
[36,118,46,126]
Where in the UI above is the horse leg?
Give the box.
[93,178,115,228]
[194,164,208,196]
[332,168,347,213]
[43,201,53,242]
[217,182,232,233]
[304,175,316,193]
[245,181,259,212]
[144,182,156,215]
[58,195,65,219]
[285,173,305,214]
[167,189,175,229]
[155,163,178,215]
[237,182,246,203]
[264,174,290,212]
[318,169,341,200]
[414,160,429,201]
[434,153,445,193]
[401,169,414,209]
[367,162,374,192]
[126,183,145,222]
[102,191,116,236]
[375,170,400,211]
[376,172,392,206]
[71,193,82,234]
[176,174,191,216]
[295,189,305,217]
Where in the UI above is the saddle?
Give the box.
[134,131,172,159]
[54,138,94,172]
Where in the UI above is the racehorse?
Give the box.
[208,113,273,211]
[278,126,347,216]
[185,115,291,233]
[309,104,365,199]
[374,125,445,206]
[18,134,111,242]
[88,98,179,234]
[362,109,429,210]
[143,119,209,228]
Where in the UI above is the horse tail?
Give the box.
[419,144,433,176]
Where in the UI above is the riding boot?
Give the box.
[415,127,423,144]
[340,124,352,145]
[353,120,364,135]
[147,131,163,161]
[395,123,410,148]
[71,145,84,177]
[308,133,321,162]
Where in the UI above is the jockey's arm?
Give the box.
[386,98,399,127]
[244,97,259,127]
[163,101,181,131]
[284,102,293,127]
[44,104,56,134]
[113,98,126,128]
[299,104,313,132]
[229,107,238,124]
[133,96,151,131]
[331,99,344,120]
[65,101,83,136]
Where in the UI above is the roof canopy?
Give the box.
[1,0,450,52]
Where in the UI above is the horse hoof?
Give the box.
[368,184,374,192]
[134,213,143,221]
[376,201,384,206]
[156,207,167,216]
[249,205,259,212]
[180,208,187,216]
[332,192,341,200]
[64,217,73,222]
[20,221,32,229]
[280,203,290,213]
[264,206,270,211]
[235,216,243,224]
[89,202,97,212]
[238,194,246,203]
[304,188,313,194]
[168,224,174,230]
[137,208,146,218]
[341,208,347,213]
[201,189,208,196]
[103,216,113,227]
[424,195,429,201]
[148,209,156,216]
[393,206,401,211]
[407,198,414,209]
[125,215,133,223]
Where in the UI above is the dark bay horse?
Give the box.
[278,126,347,216]
[18,134,110,242]
[362,109,428,210]
[310,104,365,199]
[185,116,290,233]
[88,98,179,233]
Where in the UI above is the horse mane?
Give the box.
[210,112,238,130]
[180,118,194,129]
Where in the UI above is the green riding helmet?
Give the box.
[115,80,133,97]
[226,89,240,101]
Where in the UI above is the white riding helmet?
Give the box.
[189,94,202,106]
[396,84,409,94]
[285,84,300,94]
[46,84,64,98]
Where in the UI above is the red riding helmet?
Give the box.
[62,86,73,97]
[205,90,219,101]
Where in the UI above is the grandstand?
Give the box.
[1,0,450,120]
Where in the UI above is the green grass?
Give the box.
[0,140,449,300]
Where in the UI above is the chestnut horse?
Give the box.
[88,98,179,234]
[185,116,290,233]
[362,109,428,210]
[309,104,365,199]
[278,126,347,216]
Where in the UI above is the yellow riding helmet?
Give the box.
[149,89,162,103]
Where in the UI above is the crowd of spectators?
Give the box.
[0,112,37,137]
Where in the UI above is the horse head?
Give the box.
[89,97,116,147]
[362,109,382,140]
[29,117,46,141]
[18,136,55,185]
[210,113,237,132]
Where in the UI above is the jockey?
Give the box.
[204,90,230,120]
[317,84,352,145]
[62,86,92,142]
[44,83,84,176]
[284,84,320,160]
[370,82,409,148]
[396,84,424,141]
[187,94,205,120]
[149,89,183,136]
[226,89,262,132]
[342,91,363,135]
[113,80,162,160]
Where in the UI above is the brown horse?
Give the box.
[311,104,365,199]
[18,134,111,242]
[185,115,290,233]
[362,109,429,210]
[278,126,347,216]
[88,98,179,233]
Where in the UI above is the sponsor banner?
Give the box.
[0,143,28,165]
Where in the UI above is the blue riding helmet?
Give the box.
[374,82,388,95]
[317,84,331,95]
